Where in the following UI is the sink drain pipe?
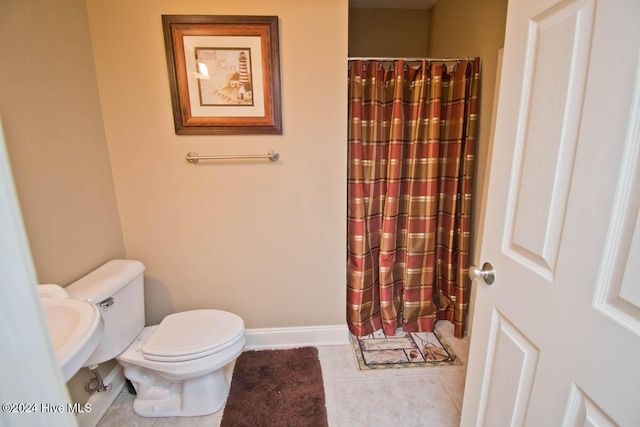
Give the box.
[85,365,111,394]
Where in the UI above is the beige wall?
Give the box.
[0,0,126,285]
[349,8,430,57]
[0,0,126,406]
[427,0,508,258]
[86,0,348,328]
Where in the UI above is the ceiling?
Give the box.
[349,0,438,9]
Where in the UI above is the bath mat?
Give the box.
[221,347,328,427]
[351,328,461,370]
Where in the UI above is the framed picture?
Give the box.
[162,15,282,135]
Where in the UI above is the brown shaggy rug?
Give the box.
[220,347,328,427]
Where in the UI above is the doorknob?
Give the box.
[468,262,496,285]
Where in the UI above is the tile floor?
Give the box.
[96,321,469,427]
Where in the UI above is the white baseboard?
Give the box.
[76,363,126,427]
[244,324,350,350]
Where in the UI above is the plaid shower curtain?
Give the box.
[347,58,480,339]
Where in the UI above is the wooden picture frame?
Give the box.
[162,15,282,135]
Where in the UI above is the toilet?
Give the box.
[65,259,245,417]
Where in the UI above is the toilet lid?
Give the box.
[142,310,244,362]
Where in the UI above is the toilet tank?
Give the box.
[66,260,145,366]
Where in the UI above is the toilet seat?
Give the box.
[142,310,244,362]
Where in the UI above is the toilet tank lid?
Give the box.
[65,260,145,304]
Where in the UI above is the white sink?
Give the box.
[40,297,103,381]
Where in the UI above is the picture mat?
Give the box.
[183,36,265,118]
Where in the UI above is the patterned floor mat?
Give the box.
[351,328,462,370]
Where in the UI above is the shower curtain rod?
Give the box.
[348,56,475,62]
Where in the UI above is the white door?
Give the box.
[461,0,640,425]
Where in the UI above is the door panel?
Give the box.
[478,310,539,426]
[593,59,640,336]
[507,0,595,279]
[562,384,617,427]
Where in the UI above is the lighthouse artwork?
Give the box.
[194,48,254,106]
[162,15,281,134]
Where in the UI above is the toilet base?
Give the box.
[123,363,231,417]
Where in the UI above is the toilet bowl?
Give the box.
[64,260,246,417]
[118,310,245,417]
